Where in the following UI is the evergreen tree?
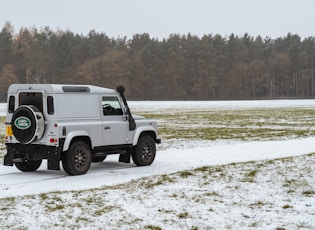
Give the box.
[0,22,315,101]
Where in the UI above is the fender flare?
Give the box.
[132,126,156,146]
[63,130,91,152]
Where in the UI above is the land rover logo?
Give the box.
[14,116,31,130]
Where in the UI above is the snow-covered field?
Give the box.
[0,100,315,229]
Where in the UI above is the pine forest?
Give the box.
[0,22,314,101]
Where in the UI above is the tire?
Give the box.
[132,135,156,166]
[92,155,107,162]
[62,141,92,176]
[11,105,45,144]
[15,160,42,172]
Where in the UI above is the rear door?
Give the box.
[101,96,129,146]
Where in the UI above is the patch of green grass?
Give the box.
[302,190,315,196]
[84,196,97,204]
[40,193,49,200]
[0,197,16,212]
[204,191,220,197]
[0,116,5,144]
[46,204,65,212]
[2,197,15,202]
[138,108,315,142]
[94,205,116,216]
[179,170,194,178]
[178,211,189,219]
[296,222,314,229]
[283,178,296,186]
[158,208,174,214]
[247,170,259,177]
[76,216,89,222]
[249,222,258,227]
[248,201,267,208]
[145,225,162,230]
[242,168,259,183]
[139,174,176,189]
[194,166,210,172]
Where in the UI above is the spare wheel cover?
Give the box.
[11,105,45,144]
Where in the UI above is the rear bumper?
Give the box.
[4,143,61,170]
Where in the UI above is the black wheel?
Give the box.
[62,141,92,175]
[11,105,45,144]
[15,160,42,172]
[92,155,107,162]
[132,135,156,166]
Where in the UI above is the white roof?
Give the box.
[7,84,117,94]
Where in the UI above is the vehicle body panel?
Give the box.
[4,84,160,173]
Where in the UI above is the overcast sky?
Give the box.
[0,0,314,39]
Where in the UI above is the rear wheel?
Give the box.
[62,141,92,175]
[15,160,42,172]
[132,135,156,166]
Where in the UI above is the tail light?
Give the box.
[49,138,58,144]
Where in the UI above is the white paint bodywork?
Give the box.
[5,84,158,151]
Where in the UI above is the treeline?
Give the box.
[0,22,314,101]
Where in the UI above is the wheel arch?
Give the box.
[63,131,92,152]
[132,126,156,146]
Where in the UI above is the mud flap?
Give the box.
[119,153,131,163]
[47,152,61,170]
[4,152,14,166]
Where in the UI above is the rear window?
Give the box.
[19,92,43,112]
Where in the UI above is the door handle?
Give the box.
[104,126,111,130]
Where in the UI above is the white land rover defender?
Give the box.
[3,84,160,175]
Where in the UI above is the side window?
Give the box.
[47,96,54,115]
[8,96,15,113]
[102,96,123,116]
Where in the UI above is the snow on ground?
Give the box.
[0,100,315,229]
[128,99,315,112]
[1,137,315,199]
[1,153,314,229]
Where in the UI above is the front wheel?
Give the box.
[132,136,156,166]
[15,160,42,172]
[62,141,92,176]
